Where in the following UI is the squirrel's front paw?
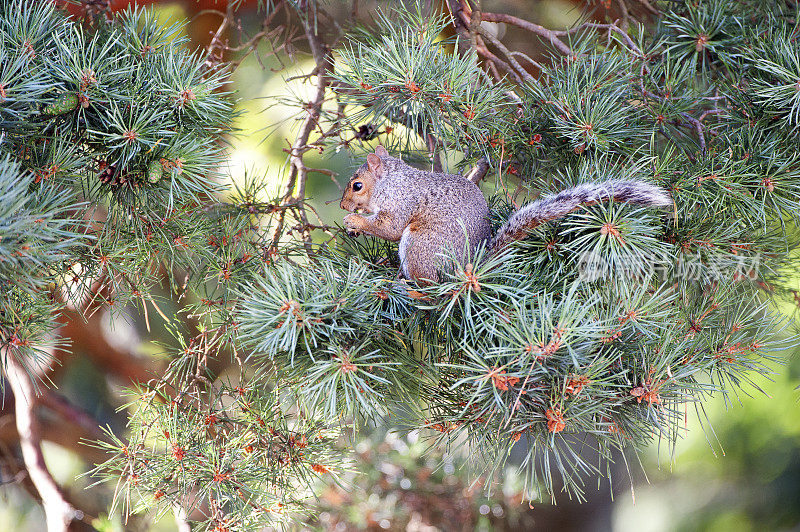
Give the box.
[344,213,364,237]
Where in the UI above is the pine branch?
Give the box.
[4,0,800,526]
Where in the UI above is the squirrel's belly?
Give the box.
[398,226,412,278]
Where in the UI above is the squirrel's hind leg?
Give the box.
[399,227,441,284]
[404,257,439,285]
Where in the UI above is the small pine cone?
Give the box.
[97,163,116,185]
[81,0,111,16]
[355,124,378,141]
[97,163,132,186]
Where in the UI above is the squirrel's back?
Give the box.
[372,157,489,231]
[375,157,488,216]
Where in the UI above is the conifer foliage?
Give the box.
[2,0,800,530]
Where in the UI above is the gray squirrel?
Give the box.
[340,145,672,283]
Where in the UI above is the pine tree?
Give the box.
[2,0,800,530]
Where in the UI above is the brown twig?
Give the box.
[445,0,471,53]
[475,25,535,82]
[225,7,287,69]
[699,108,726,122]
[474,43,520,81]
[633,0,659,15]
[0,388,108,466]
[509,50,546,71]
[681,112,706,153]
[270,7,334,251]
[480,12,574,56]
[427,133,443,173]
[616,0,631,31]
[445,1,522,82]
[465,158,490,184]
[203,2,234,68]
[5,353,77,531]
[467,0,482,53]
[555,21,643,56]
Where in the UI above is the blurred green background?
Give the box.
[2,1,799,530]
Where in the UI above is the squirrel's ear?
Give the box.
[366,154,385,176]
[374,145,389,157]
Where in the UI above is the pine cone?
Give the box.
[80,0,110,17]
[97,162,132,187]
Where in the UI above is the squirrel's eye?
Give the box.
[352,182,363,192]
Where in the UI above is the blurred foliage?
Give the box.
[310,429,537,531]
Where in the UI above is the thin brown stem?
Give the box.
[445,0,471,54]
[270,7,334,251]
[203,2,233,68]
[681,112,706,153]
[616,0,631,31]
[556,21,643,56]
[633,0,659,15]
[427,133,443,173]
[6,353,77,531]
[481,12,574,56]
[509,50,546,71]
[475,25,535,82]
[465,158,490,184]
[476,43,521,82]
[466,0,482,52]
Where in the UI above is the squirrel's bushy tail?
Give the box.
[490,180,672,252]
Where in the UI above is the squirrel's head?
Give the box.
[340,145,389,213]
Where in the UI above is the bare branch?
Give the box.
[680,112,706,153]
[481,12,574,56]
[465,158,490,184]
[427,133,443,173]
[203,3,234,68]
[467,0,482,53]
[446,1,523,82]
[509,50,546,71]
[444,0,471,54]
[5,353,77,532]
[475,25,535,82]
[556,22,643,56]
[270,6,335,252]
[616,0,631,31]
[476,42,522,82]
[633,0,660,15]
